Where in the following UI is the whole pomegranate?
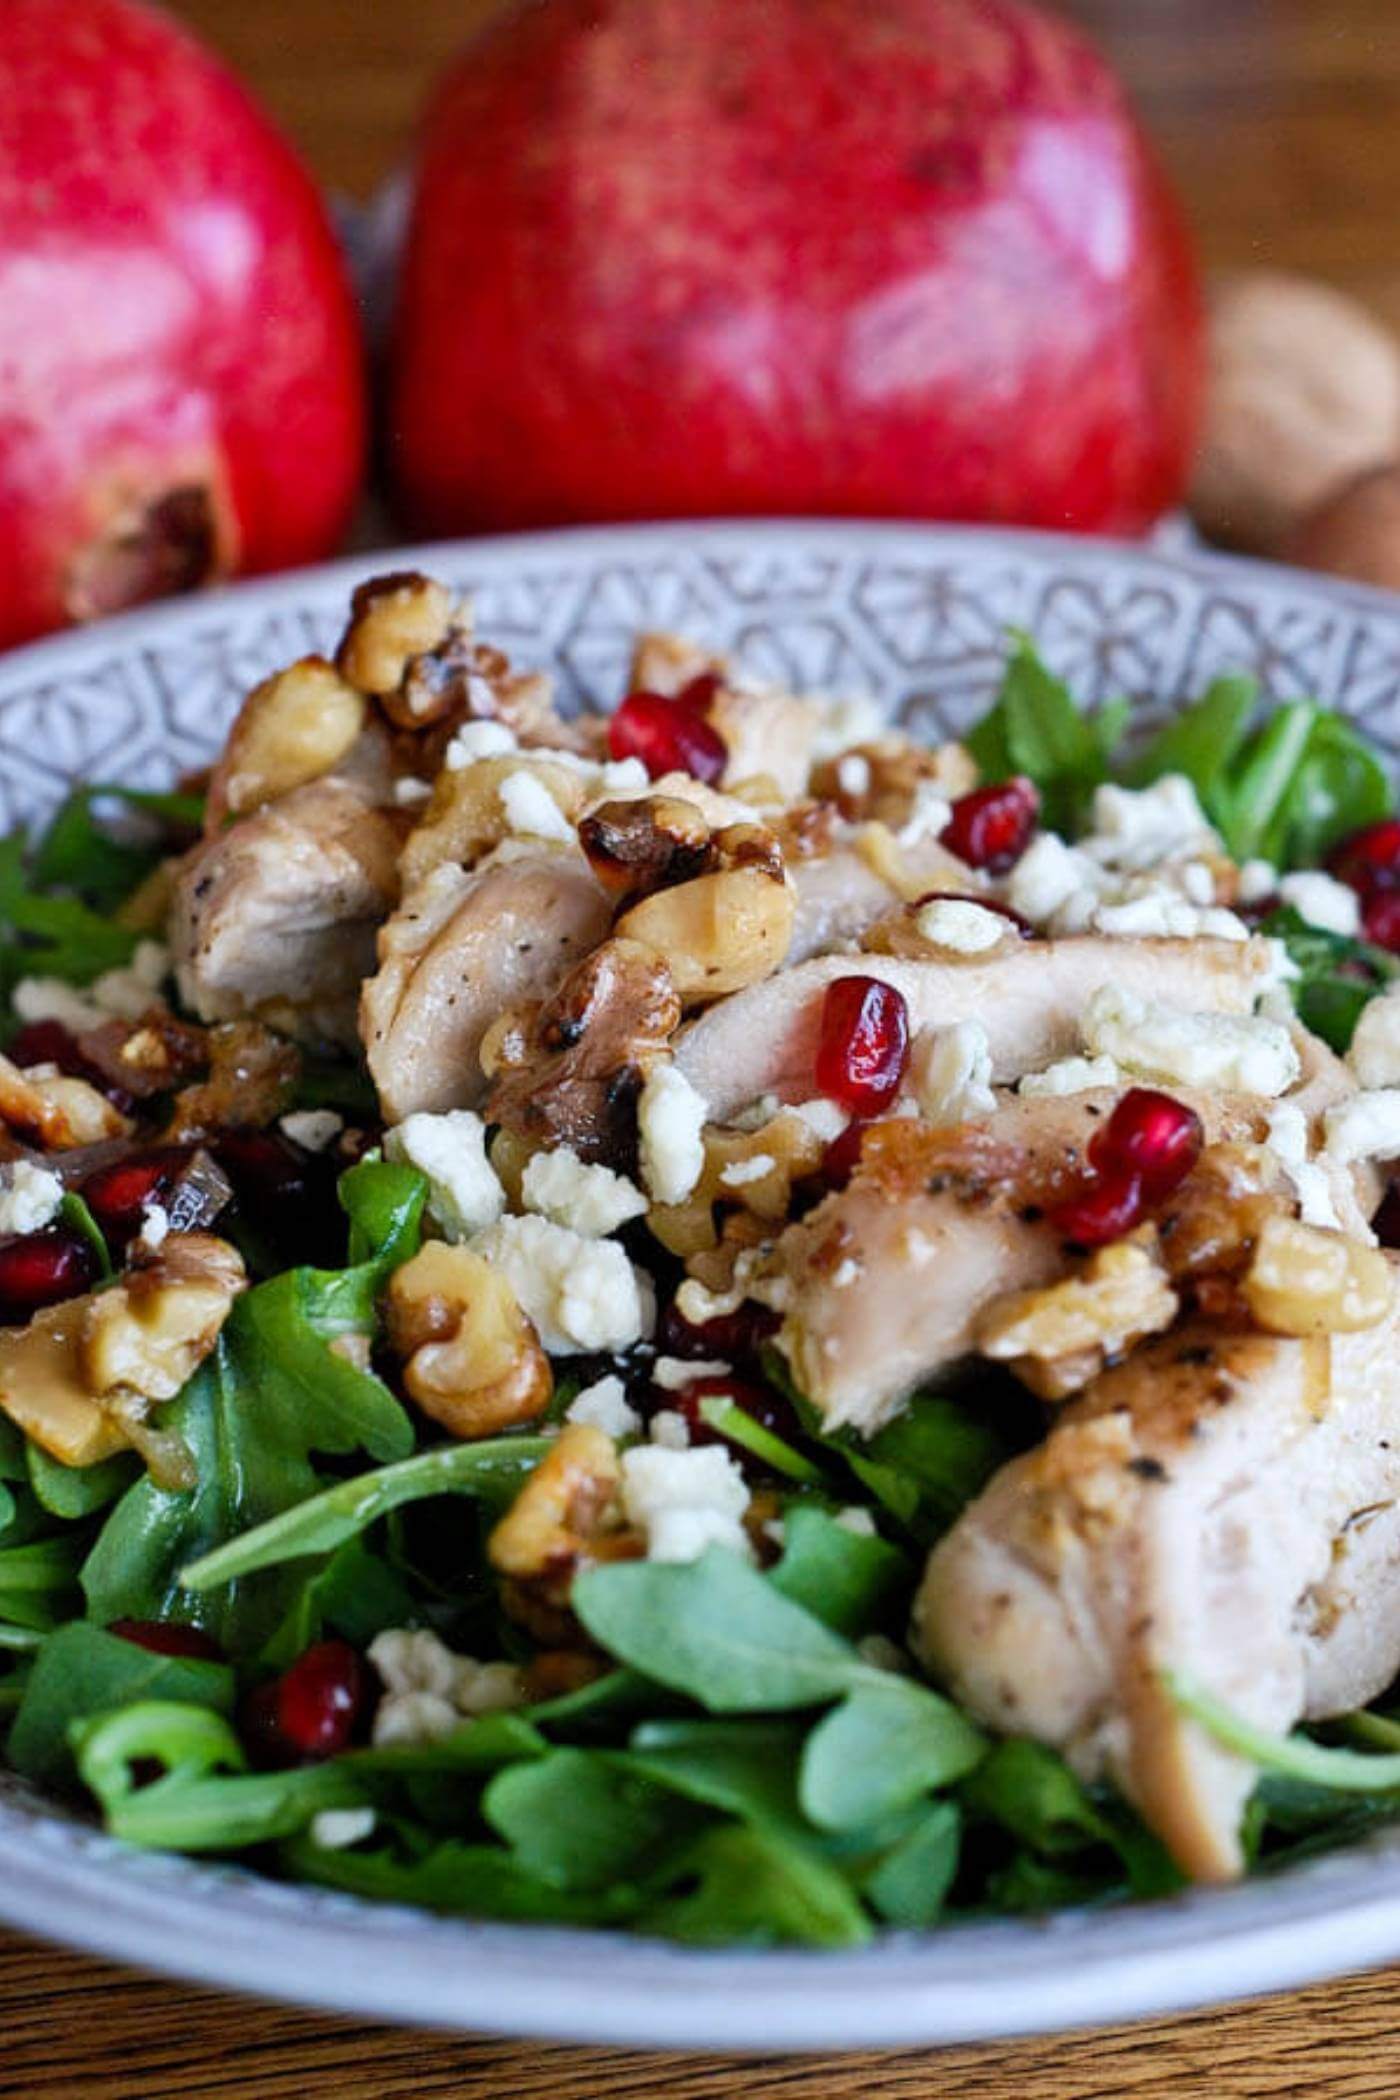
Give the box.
[0,0,366,651]
[392,0,1201,538]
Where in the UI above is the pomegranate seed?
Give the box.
[814,978,910,1114]
[1329,818,1400,898]
[275,1639,365,1759]
[822,1119,868,1190]
[608,690,727,784]
[80,1147,189,1243]
[675,671,724,713]
[0,1228,98,1322]
[7,1020,134,1110]
[940,777,1039,873]
[216,1128,340,1264]
[1047,1168,1145,1248]
[240,1679,292,1769]
[658,1299,780,1362]
[108,1618,224,1661]
[913,890,1033,937]
[1089,1088,1203,1198]
[1364,891,1400,953]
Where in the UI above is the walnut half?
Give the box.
[385,1242,552,1439]
[975,1235,1179,1400]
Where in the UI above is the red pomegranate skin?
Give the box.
[392,0,1202,537]
[0,0,366,651]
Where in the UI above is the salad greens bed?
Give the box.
[3,649,1400,1950]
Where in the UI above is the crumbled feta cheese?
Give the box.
[1082,985,1300,1096]
[392,777,432,806]
[310,1807,376,1850]
[11,978,101,1032]
[731,1093,781,1132]
[896,781,953,849]
[638,1063,708,1205]
[913,898,1008,954]
[385,1109,505,1241]
[521,1146,647,1237]
[0,1160,64,1235]
[1266,1103,1343,1231]
[1089,894,1249,942]
[368,1627,526,1747]
[834,1506,878,1537]
[652,1355,732,1390]
[280,1109,344,1153]
[471,1214,648,1353]
[836,753,872,798]
[1323,1091,1400,1167]
[1083,775,1218,872]
[1019,1054,1122,1098]
[1177,860,1217,905]
[136,1202,170,1253]
[909,1020,995,1125]
[620,1444,751,1563]
[1348,987,1400,1089]
[444,719,518,766]
[786,1097,850,1144]
[567,1374,641,1439]
[1237,859,1278,905]
[91,939,171,1020]
[650,1408,691,1449]
[1276,869,1362,938]
[1003,833,1103,929]
[498,769,576,843]
[719,1153,776,1188]
[805,689,887,763]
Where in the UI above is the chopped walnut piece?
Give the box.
[488,1423,640,1639]
[487,937,680,1166]
[648,1108,830,1258]
[579,795,717,902]
[0,1055,131,1148]
[628,631,725,698]
[386,1242,552,1439]
[337,572,459,702]
[810,735,977,825]
[399,756,588,889]
[76,1009,208,1101]
[616,849,794,1004]
[206,657,366,829]
[1242,1217,1395,1337]
[975,1234,1179,1400]
[166,1020,300,1141]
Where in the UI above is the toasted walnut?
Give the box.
[1242,1217,1395,1337]
[206,658,366,829]
[976,1236,1179,1400]
[399,756,587,889]
[386,1242,552,1439]
[0,1235,244,1478]
[337,572,459,701]
[811,735,977,825]
[0,1055,131,1148]
[488,937,680,1165]
[648,1108,830,1258]
[76,1008,207,1101]
[579,795,716,901]
[488,1421,625,1581]
[617,862,794,1003]
[165,1020,299,1141]
[1156,1142,1292,1287]
[628,631,725,698]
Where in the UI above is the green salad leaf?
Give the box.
[9,1623,233,1786]
[799,1675,984,1832]
[1259,903,1400,1053]
[964,635,1120,832]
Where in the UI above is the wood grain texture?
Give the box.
[10,0,1400,2090]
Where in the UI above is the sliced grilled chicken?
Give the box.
[170,777,401,1050]
[913,1285,1400,1883]
[675,936,1280,1117]
[786,838,981,962]
[361,848,612,1123]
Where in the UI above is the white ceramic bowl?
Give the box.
[2,520,1400,2049]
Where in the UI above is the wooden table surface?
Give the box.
[11,2,1400,2093]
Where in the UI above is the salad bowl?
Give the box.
[2,519,1400,2049]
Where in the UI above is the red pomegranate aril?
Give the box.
[80,1147,188,1241]
[8,1019,136,1112]
[1047,1168,1145,1248]
[275,1638,366,1759]
[0,1227,97,1321]
[822,1119,867,1190]
[1363,890,1400,954]
[608,689,728,784]
[814,978,910,1114]
[109,1618,224,1661]
[658,1299,780,1362]
[1089,1088,1203,1198]
[1329,818,1400,898]
[675,671,724,713]
[241,1679,292,1769]
[913,889,1033,937]
[939,776,1040,873]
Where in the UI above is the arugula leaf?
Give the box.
[10,1624,232,1786]
[836,1383,1033,1542]
[0,1535,86,1631]
[1122,675,1257,803]
[258,1534,416,1670]
[860,1798,962,1928]
[74,1700,365,1849]
[695,1397,826,1485]
[964,637,1116,832]
[626,1717,809,1832]
[1168,1671,1400,1791]
[799,1675,984,1831]
[637,1822,872,1948]
[287,1828,650,1926]
[573,1549,873,1713]
[0,832,138,989]
[961,1736,1179,1900]
[1259,904,1400,1053]
[768,1504,909,1638]
[484,1748,699,1892]
[180,1437,549,1597]
[26,1441,135,1521]
[58,1193,113,1282]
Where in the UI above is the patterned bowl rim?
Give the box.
[0,516,1398,2051]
